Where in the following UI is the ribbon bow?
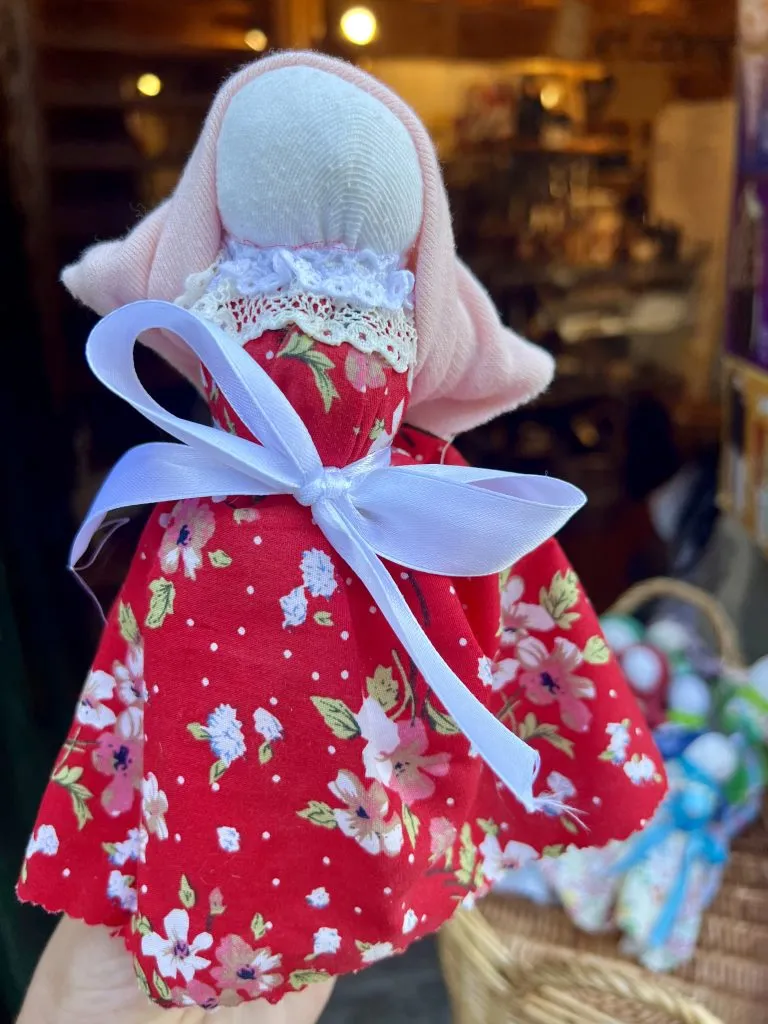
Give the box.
[72,300,585,813]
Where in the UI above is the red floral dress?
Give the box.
[18,327,665,1011]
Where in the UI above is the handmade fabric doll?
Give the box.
[19,52,666,1011]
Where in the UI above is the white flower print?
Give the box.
[280,585,308,629]
[141,908,213,982]
[360,941,395,964]
[306,887,330,909]
[479,834,538,886]
[26,824,59,860]
[217,826,241,853]
[300,549,337,599]
[206,704,246,767]
[603,721,632,765]
[461,892,477,911]
[76,670,117,729]
[368,398,405,455]
[478,657,494,688]
[108,827,148,866]
[312,927,342,956]
[254,708,284,744]
[501,575,555,644]
[624,753,658,785]
[113,644,147,705]
[402,909,418,935]
[538,771,578,817]
[117,704,144,740]
[107,869,138,913]
[488,658,520,692]
[142,772,169,840]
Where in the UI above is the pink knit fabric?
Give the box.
[61,51,553,438]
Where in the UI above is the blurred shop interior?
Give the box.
[1,0,768,1018]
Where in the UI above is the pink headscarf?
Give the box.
[62,51,553,438]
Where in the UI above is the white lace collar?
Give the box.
[177,239,417,372]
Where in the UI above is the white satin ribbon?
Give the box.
[73,300,585,813]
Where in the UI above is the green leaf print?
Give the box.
[583,635,611,665]
[289,970,330,989]
[369,418,386,441]
[560,815,579,836]
[310,697,360,739]
[251,913,267,941]
[145,578,175,629]
[131,914,153,937]
[455,824,476,887]
[313,610,333,627]
[153,971,171,1002]
[258,741,274,765]
[402,805,420,849]
[279,333,340,413]
[297,801,337,829]
[366,665,398,713]
[281,332,316,358]
[52,765,93,830]
[542,844,565,858]
[179,874,196,910]
[539,570,580,629]
[186,722,209,741]
[208,549,233,568]
[233,507,259,525]
[133,958,151,998]
[209,759,228,786]
[118,602,141,645]
[516,713,575,759]
[476,818,499,837]
[424,698,459,736]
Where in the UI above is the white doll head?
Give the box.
[683,732,739,785]
[216,66,424,256]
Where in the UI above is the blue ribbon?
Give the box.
[71,300,586,813]
[613,769,728,948]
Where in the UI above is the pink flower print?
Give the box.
[429,817,458,861]
[517,637,595,732]
[211,936,284,997]
[501,576,555,646]
[344,350,387,393]
[158,499,215,579]
[171,979,219,1010]
[357,698,450,803]
[92,733,142,815]
[328,769,404,857]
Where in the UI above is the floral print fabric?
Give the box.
[18,329,665,1010]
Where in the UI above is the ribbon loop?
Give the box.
[75,300,586,813]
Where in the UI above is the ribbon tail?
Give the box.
[315,501,545,813]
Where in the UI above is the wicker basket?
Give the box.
[439,579,768,1024]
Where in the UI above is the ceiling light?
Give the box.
[340,6,378,46]
[136,73,163,98]
[244,28,268,52]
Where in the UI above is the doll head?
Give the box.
[215,67,423,257]
[61,51,555,439]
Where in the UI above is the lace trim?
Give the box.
[184,277,417,373]
[215,238,414,311]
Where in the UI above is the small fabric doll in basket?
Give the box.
[18,53,666,1012]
